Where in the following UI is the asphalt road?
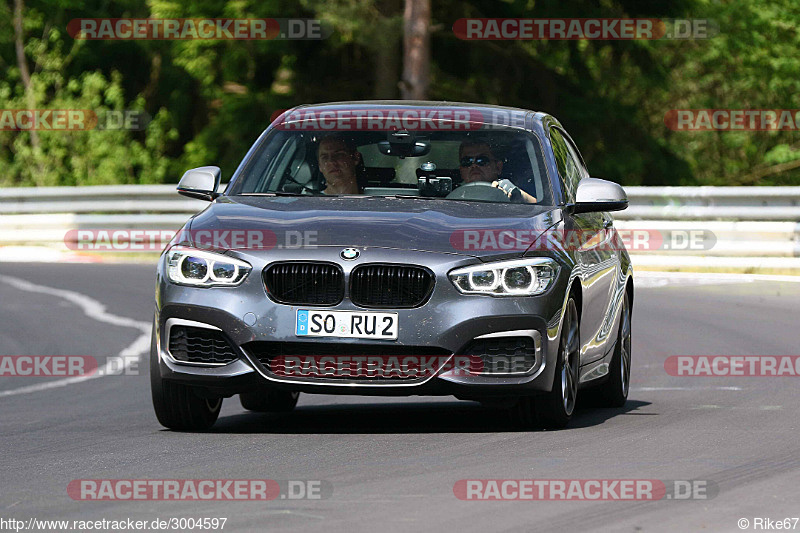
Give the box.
[1,263,799,533]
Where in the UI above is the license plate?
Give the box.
[295,310,398,340]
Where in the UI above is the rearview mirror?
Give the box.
[572,177,628,214]
[377,141,431,158]
[377,130,431,158]
[177,166,221,201]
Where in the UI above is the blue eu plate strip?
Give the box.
[296,310,309,335]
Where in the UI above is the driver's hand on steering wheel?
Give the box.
[492,179,537,203]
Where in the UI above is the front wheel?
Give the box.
[594,291,631,407]
[511,297,580,429]
[538,297,580,429]
[150,322,222,431]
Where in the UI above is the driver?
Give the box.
[317,135,363,195]
[459,141,537,203]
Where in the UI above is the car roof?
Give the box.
[283,100,553,128]
[294,100,534,112]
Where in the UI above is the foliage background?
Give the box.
[2,0,799,187]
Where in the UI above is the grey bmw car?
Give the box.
[151,101,633,431]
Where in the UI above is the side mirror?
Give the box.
[572,177,628,214]
[177,166,221,201]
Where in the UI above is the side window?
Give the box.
[563,134,590,179]
[549,128,581,203]
[250,133,301,193]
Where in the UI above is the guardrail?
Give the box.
[622,186,800,221]
[0,185,208,215]
[1,185,799,259]
[2,184,800,219]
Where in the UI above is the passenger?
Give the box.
[317,135,363,194]
[459,141,537,203]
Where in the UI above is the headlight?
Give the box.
[449,258,557,296]
[166,246,252,287]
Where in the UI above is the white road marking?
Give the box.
[0,276,150,398]
[258,510,325,519]
[635,271,800,288]
[632,386,743,391]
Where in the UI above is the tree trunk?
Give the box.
[374,42,400,99]
[400,0,430,100]
[13,0,41,153]
[372,0,401,99]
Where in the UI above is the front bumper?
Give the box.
[154,247,568,398]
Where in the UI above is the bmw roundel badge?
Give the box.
[340,248,360,260]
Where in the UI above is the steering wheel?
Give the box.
[445,181,511,202]
[281,172,324,195]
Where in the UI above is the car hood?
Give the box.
[186,195,561,260]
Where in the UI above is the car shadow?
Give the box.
[210,398,652,434]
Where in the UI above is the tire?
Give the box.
[510,297,580,429]
[594,290,632,407]
[150,320,222,431]
[537,297,580,429]
[240,391,299,413]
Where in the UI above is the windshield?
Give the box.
[228,128,554,205]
